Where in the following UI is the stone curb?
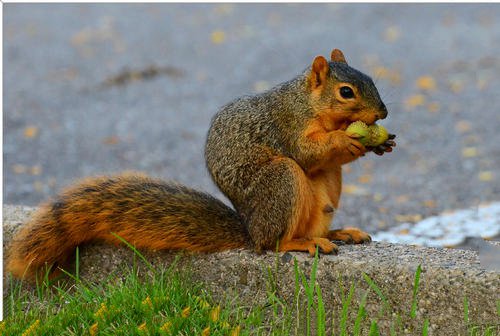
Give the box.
[3,205,499,335]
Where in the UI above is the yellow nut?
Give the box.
[369,124,389,146]
[346,121,389,147]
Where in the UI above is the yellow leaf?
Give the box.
[24,126,39,138]
[214,4,233,16]
[343,184,368,196]
[33,181,44,192]
[374,66,389,78]
[230,326,241,336]
[476,78,488,91]
[94,303,108,319]
[160,321,172,332]
[210,305,221,322]
[357,174,373,184]
[199,299,210,309]
[427,102,440,113]
[478,171,493,181]
[211,30,225,44]
[394,214,422,222]
[181,306,191,318]
[398,228,410,235]
[462,147,478,158]
[449,79,464,93]
[388,70,402,85]
[138,322,147,332]
[31,165,42,176]
[202,327,211,336]
[378,207,388,213]
[422,200,436,208]
[455,120,472,133]
[22,319,40,336]
[404,94,426,110]
[383,25,401,43]
[396,195,409,203]
[103,135,120,145]
[142,296,153,308]
[373,66,401,85]
[89,322,98,336]
[12,164,27,174]
[416,75,436,91]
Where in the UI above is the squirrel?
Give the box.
[7,49,395,281]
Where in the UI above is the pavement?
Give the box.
[3,4,500,243]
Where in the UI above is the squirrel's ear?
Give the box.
[310,56,329,90]
[330,49,347,64]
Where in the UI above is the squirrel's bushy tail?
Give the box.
[7,174,251,281]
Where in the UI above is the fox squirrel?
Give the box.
[7,49,395,281]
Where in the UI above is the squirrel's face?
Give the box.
[309,49,388,131]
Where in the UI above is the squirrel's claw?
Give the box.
[367,134,396,156]
[347,132,364,139]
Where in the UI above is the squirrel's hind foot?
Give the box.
[279,237,338,256]
[327,228,372,244]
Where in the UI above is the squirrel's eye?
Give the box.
[339,86,355,99]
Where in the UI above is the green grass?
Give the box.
[3,244,499,335]
[4,257,243,335]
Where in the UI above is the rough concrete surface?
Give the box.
[3,205,499,335]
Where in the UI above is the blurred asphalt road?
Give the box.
[4,3,500,235]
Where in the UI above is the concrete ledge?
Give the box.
[3,205,499,334]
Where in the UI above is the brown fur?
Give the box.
[7,49,393,281]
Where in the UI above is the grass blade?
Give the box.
[422,318,429,336]
[293,258,301,335]
[316,283,326,336]
[75,246,80,282]
[363,273,389,311]
[410,265,422,318]
[353,290,369,335]
[368,320,379,336]
[463,296,469,324]
[111,232,155,273]
[340,282,355,336]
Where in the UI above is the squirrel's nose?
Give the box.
[378,102,388,119]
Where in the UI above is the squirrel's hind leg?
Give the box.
[242,157,311,253]
[243,156,337,255]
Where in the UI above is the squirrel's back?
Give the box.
[7,174,250,280]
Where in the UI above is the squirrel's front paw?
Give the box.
[345,135,367,158]
[367,133,396,156]
[330,131,367,165]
